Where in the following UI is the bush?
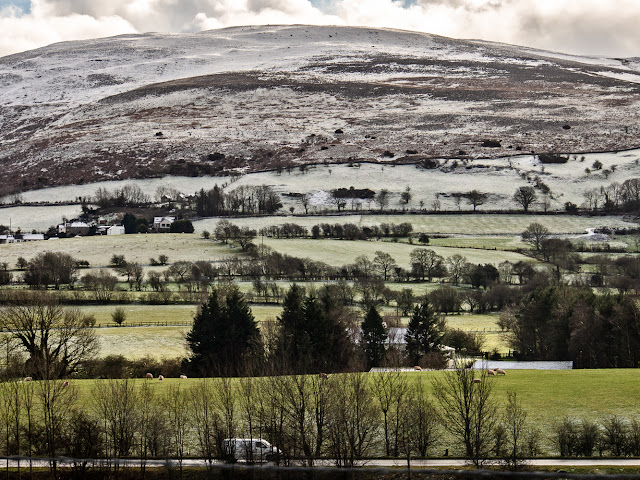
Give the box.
[443,328,485,354]
[111,307,126,326]
[419,351,448,369]
[539,153,569,164]
[169,219,194,233]
[565,202,579,214]
[554,417,579,456]
[578,419,600,456]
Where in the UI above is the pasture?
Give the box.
[261,237,534,267]
[0,233,233,267]
[0,205,83,232]
[194,213,638,236]
[13,148,640,220]
[91,309,505,359]
[63,368,640,454]
[97,326,189,359]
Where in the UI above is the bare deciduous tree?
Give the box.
[433,365,498,467]
[373,370,409,456]
[326,372,379,467]
[513,186,537,212]
[521,222,550,251]
[189,379,221,468]
[502,391,529,470]
[0,292,98,379]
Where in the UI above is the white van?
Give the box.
[222,438,280,462]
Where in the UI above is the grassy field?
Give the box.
[97,326,189,358]
[91,309,505,360]
[428,235,527,250]
[80,304,282,326]
[195,213,637,236]
[62,368,640,455]
[0,234,232,267]
[261,238,533,268]
[0,205,83,232]
[80,304,198,325]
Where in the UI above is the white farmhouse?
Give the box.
[152,216,175,232]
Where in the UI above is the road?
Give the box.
[4,457,640,469]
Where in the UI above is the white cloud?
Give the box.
[0,4,135,57]
[0,0,639,58]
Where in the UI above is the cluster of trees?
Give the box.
[258,222,414,241]
[502,286,640,368]
[553,415,640,457]
[581,177,640,213]
[94,184,150,208]
[194,185,282,216]
[21,252,83,290]
[0,292,98,379]
[184,285,355,376]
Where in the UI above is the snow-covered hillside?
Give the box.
[1,25,640,195]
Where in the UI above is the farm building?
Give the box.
[153,216,175,232]
[107,225,125,235]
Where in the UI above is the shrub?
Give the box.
[169,219,194,233]
[111,307,127,326]
[565,202,579,214]
[539,153,568,164]
[554,417,579,456]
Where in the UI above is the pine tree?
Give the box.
[185,287,261,376]
[185,288,222,375]
[276,284,310,371]
[224,287,262,373]
[361,305,388,368]
[405,298,445,365]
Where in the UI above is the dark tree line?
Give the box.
[504,286,640,368]
[195,184,282,216]
[258,222,414,240]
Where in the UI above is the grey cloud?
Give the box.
[514,5,640,56]
[3,0,640,57]
[415,0,512,13]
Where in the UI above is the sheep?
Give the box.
[496,368,506,375]
[180,375,188,380]
[487,369,496,376]
[62,381,69,387]
[158,375,164,381]
[318,372,328,379]
[413,366,423,371]
[145,372,153,379]
[24,377,32,382]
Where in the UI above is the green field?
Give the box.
[262,238,533,268]
[80,304,197,325]
[445,313,501,331]
[61,369,640,455]
[80,304,282,327]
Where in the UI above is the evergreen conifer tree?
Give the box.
[185,287,261,376]
[276,284,310,371]
[405,298,445,365]
[361,305,388,368]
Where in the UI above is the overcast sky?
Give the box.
[0,0,638,59]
